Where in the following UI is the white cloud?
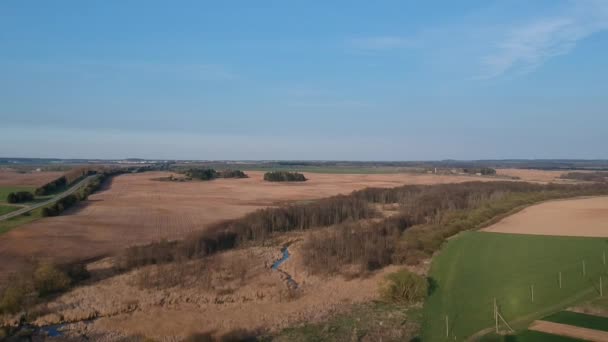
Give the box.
[480,0,608,79]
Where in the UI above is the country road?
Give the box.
[0,175,98,221]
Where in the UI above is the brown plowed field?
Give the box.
[0,170,65,187]
[0,171,500,278]
[483,196,608,237]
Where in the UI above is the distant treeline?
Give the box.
[462,167,496,175]
[560,172,608,183]
[119,194,374,269]
[41,168,128,217]
[6,191,34,203]
[263,171,307,182]
[119,181,608,275]
[35,176,68,196]
[34,167,100,196]
[184,168,248,181]
[304,181,608,273]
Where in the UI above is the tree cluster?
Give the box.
[0,261,88,314]
[462,167,496,175]
[39,169,118,217]
[560,171,608,183]
[302,181,608,273]
[41,194,79,217]
[218,169,248,179]
[34,176,68,195]
[185,168,218,180]
[184,168,248,181]
[6,191,34,203]
[118,195,376,269]
[263,171,307,182]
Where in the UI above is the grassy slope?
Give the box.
[0,207,43,235]
[423,232,608,340]
[481,330,581,342]
[0,186,35,203]
[0,205,19,216]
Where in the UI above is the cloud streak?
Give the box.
[480,0,608,79]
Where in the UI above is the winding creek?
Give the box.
[271,248,299,288]
[9,248,300,339]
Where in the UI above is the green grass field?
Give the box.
[0,207,43,235]
[481,330,581,342]
[0,205,20,216]
[423,231,608,340]
[0,186,35,203]
[543,310,608,332]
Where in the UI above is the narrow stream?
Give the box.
[271,248,299,288]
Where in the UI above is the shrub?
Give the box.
[33,262,71,297]
[6,191,34,203]
[65,263,90,283]
[186,168,218,181]
[379,269,427,304]
[263,171,307,182]
[41,194,79,217]
[35,176,67,196]
[218,170,248,179]
[0,283,28,314]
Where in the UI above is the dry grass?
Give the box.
[24,239,401,340]
[0,170,497,279]
[495,168,568,183]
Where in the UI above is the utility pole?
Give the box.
[446,315,449,338]
[531,284,535,302]
[601,276,604,297]
[583,260,587,277]
[559,272,562,289]
[494,298,498,333]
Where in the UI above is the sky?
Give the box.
[1,0,607,160]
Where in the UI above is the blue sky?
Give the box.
[1,0,607,160]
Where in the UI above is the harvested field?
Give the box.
[496,168,567,183]
[0,170,64,187]
[483,196,608,237]
[0,170,496,278]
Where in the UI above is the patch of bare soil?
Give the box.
[482,196,608,237]
[0,171,492,279]
[0,170,65,187]
[24,238,401,341]
[529,320,608,341]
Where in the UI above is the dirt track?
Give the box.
[529,320,608,341]
[0,171,495,278]
[483,196,608,237]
